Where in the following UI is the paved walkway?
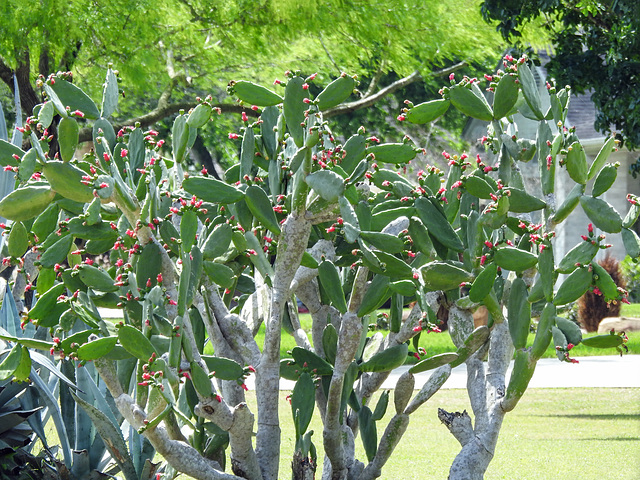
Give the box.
[385,354,640,389]
[245,355,640,390]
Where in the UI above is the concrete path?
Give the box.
[244,355,640,390]
[384,354,640,389]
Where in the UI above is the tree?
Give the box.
[0,57,631,480]
[0,0,505,145]
[480,0,640,149]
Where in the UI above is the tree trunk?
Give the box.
[189,135,224,180]
[0,51,40,119]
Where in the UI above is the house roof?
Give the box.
[565,90,602,141]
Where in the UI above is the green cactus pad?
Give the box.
[420,261,472,292]
[493,246,538,272]
[492,74,519,119]
[448,84,493,121]
[406,99,450,124]
[580,195,622,233]
[409,352,458,374]
[359,343,408,372]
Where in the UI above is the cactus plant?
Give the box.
[0,57,632,480]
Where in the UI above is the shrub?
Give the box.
[578,254,627,331]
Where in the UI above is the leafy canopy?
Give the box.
[1,0,505,120]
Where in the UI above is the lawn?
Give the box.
[620,302,640,317]
[181,387,639,480]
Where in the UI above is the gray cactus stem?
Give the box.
[354,343,451,479]
[287,295,313,350]
[466,344,490,431]
[357,413,409,480]
[256,212,311,480]
[323,312,362,480]
[12,249,38,312]
[295,279,334,418]
[290,239,335,293]
[297,279,343,352]
[347,266,369,313]
[228,404,263,480]
[93,357,242,480]
[489,321,514,411]
[203,284,260,366]
[443,321,512,480]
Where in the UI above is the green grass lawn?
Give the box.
[179,387,639,480]
[620,302,640,317]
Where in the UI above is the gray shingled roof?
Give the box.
[565,91,602,140]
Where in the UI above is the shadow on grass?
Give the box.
[538,414,640,421]
[573,437,640,441]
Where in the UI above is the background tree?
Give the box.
[480,0,640,150]
[0,0,505,166]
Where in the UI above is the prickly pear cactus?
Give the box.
[0,57,632,480]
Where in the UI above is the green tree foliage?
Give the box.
[481,0,640,149]
[0,0,505,137]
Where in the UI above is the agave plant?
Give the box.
[0,379,42,480]
[0,282,159,480]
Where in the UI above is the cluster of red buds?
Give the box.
[412,312,443,334]
[555,343,579,364]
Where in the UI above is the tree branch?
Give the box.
[0,51,40,118]
[363,67,384,98]
[323,61,467,118]
[323,70,421,118]
[318,35,341,76]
